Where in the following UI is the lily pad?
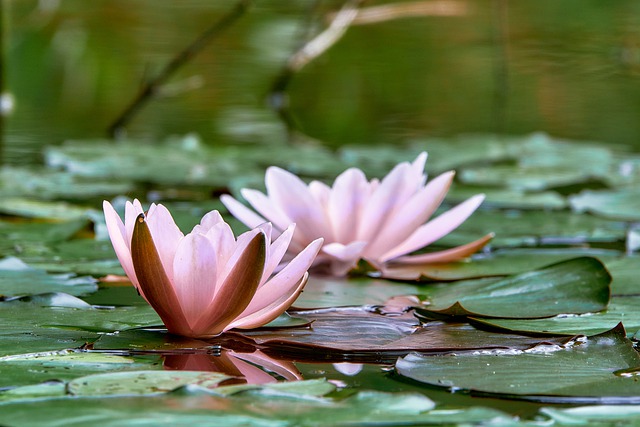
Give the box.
[470,296,640,337]
[0,351,161,388]
[0,257,97,297]
[541,405,640,426]
[380,248,618,281]
[396,324,640,403]
[441,209,628,248]
[294,275,423,308]
[417,257,611,319]
[0,379,515,427]
[570,188,640,221]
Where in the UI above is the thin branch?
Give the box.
[108,0,251,139]
[268,0,364,139]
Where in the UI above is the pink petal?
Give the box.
[172,233,218,328]
[103,201,140,290]
[191,232,266,337]
[220,194,267,230]
[410,152,428,184]
[322,241,367,262]
[228,273,308,330]
[309,180,331,206]
[328,168,369,244]
[233,238,322,322]
[130,213,190,336]
[203,222,236,275]
[144,204,184,283]
[124,199,145,250]
[265,167,331,244]
[379,194,485,262]
[388,233,494,265]
[240,189,292,232]
[261,224,295,285]
[355,162,416,243]
[363,171,455,258]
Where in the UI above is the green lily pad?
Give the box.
[0,378,516,427]
[540,405,640,426]
[295,276,422,308]
[441,209,628,248]
[0,198,90,220]
[0,351,161,388]
[417,257,611,319]
[396,324,640,403]
[570,188,640,221]
[0,166,133,200]
[605,256,640,295]
[67,370,231,396]
[448,185,567,210]
[380,248,618,281]
[470,296,640,337]
[0,257,97,297]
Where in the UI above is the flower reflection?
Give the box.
[163,350,302,384]
[222,152,491,276]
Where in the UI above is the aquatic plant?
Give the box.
[103,200,322,338]
[222,152,491,276]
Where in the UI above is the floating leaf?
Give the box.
[470,296,640,337]
[380,248,618,281]
[417,257,611,319]
[0,351,160,388]
[0,257,97,297]
[0,380,515,427]
[294,276,422,308]
[570,188,640,221]
[396,325,640,403]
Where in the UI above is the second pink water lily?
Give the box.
[221,152,492,276]
[103,200,322,338]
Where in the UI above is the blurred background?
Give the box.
[3,0,640,165]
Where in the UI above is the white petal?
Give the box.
[379,194,485,262]
[240,188,291,232]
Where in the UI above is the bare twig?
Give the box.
[327,0,468,25]
[269,0,364,138]
[108,0,251,139]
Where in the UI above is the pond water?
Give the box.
[4,0,640,164]
[3,2,640,425]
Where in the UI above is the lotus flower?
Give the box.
[221,152,492,276]
[103,200,323,338]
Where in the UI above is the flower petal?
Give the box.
[220,194,267,230]
[172,233,218,328]
[355,162,417,243]
[265,167,331,244]
[388,233,494,265]
[144,204,184,283]
[233,237,322,324]
[379,194,485,262]
[363,171,455,259]
[191,231,266,337]
[131,213,190,336]
[261,224,295,284]
[103,201,140,290]
[328,168,370,244]
[228,273,308,330]
[203,221,236,273]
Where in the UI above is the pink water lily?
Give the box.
[103,200,323,338]
[221,152,492,276]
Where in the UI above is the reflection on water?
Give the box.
[163,350,302,385]
[4,0,640,164]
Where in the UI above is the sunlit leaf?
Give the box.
[570,188,640,221]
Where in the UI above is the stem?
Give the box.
[107,0,251,139]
